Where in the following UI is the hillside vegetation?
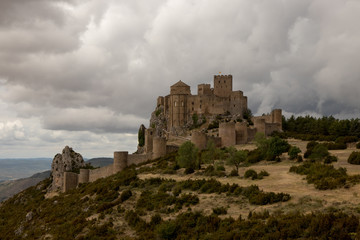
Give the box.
[2,137,360,239]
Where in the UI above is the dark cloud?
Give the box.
[0,0,360,157]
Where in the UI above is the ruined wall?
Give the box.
[63,172,78,192]
[235,122,248,144]
[153,137,167,159]
[166,145,179,154]
[219,122,236,147]
[128,154,151,166]
[247,128,257,142]
[191,131,208,150]
[89,164,114,182]
[79,169,90,184]
[254,118,266,135]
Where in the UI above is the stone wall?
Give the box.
[128,154,151,166]
[63,172,78,192]
[89,164,114,182]
[219,122,236,147]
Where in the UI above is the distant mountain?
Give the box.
[0,170,51,202]
[0,158,52,181]
[0,157,113,202]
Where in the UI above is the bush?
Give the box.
[177,141,199,169]
[216,165,225,171]
[356,142,360,149]
[348,151,360,165]
[289,162,358,190]
[324,156,338,164]
[244,169,258,180]
[309,144,329,161]
[258,170,270,178]
[288,146,301,160]
[184,167,194,174]
[247,148,264,163]
[212,207,227,215]
[120,189,132,202]
[230,169,239,176]
[297,155,303,162]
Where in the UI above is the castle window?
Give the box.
[181,101,184,106]
[174,101,177,107]
[192,107,194,111]
[234,105,236,107]
[219,80,220,83]
[192,102,194,105]
[200,105,202,109]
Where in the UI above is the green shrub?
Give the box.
[247,148,264,163]
[216,165,225,171]
[120,189,132,202]
[288,146,301,160]
[324,156,338,164]
[244,169,258,180]
[297,155,303,162]
[230,169,239,176]
[177,141,199,169]
[289,162,358,190]
[212,206,227,215]
[185,167,194,174]
[309,144,329,161]
[258,170,270,178]
[348,151,360,165]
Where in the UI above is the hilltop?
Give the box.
[1,137,360,239]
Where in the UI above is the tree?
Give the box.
[176,141,199,169]
[201,140,218,166]
[227,147,247,174]
[309,144,329,161]
[138,124,145,147]
[288,146,301,160]
[266,136,290,161]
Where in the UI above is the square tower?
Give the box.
[213,75,233,98]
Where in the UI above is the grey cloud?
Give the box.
[0,0,360,138]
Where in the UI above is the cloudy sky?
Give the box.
[1,0,360,158]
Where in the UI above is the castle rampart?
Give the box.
[219,122,236,147]
[191,131,208,150]
[63,172,78,192]
[78,169,90,184]
[113,151,128,173]
[153,137,167,159]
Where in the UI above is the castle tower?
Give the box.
[191,131,208,150]
[214,75,233,98]
[219,122,236,147]
[78,169,90,184]
[235,122,248,144]
[272,109,282,128]
[153,137,167,159]
[145,128,154,154]
[168,81,191,129]
[63,172,78,192]
[254,118,266,135]
[113,151,128,173]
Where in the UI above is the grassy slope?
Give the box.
[1,140,360,239]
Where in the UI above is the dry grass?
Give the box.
[138,139,360,218]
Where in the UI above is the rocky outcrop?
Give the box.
[49,146,85,192]
[150,105,167,137]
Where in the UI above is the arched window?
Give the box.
[174,101,177,107]
[181,101,184,107]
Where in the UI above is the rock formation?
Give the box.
[49,146,85,192]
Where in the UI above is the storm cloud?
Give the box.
[0,0,359,157]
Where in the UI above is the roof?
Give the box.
[171,80,190,88]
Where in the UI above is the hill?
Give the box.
[1,139,360,239]
[0,157,113,203]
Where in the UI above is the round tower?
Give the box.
[152,137,167,159]
[235,122,248,144]
[113,151,128,173]
[191,131,207,150]
[78,169,90,184]
[272,109,282,125]
[219,122,236,147]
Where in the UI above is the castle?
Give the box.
[157,75,248,130]
[58,74,282,192]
